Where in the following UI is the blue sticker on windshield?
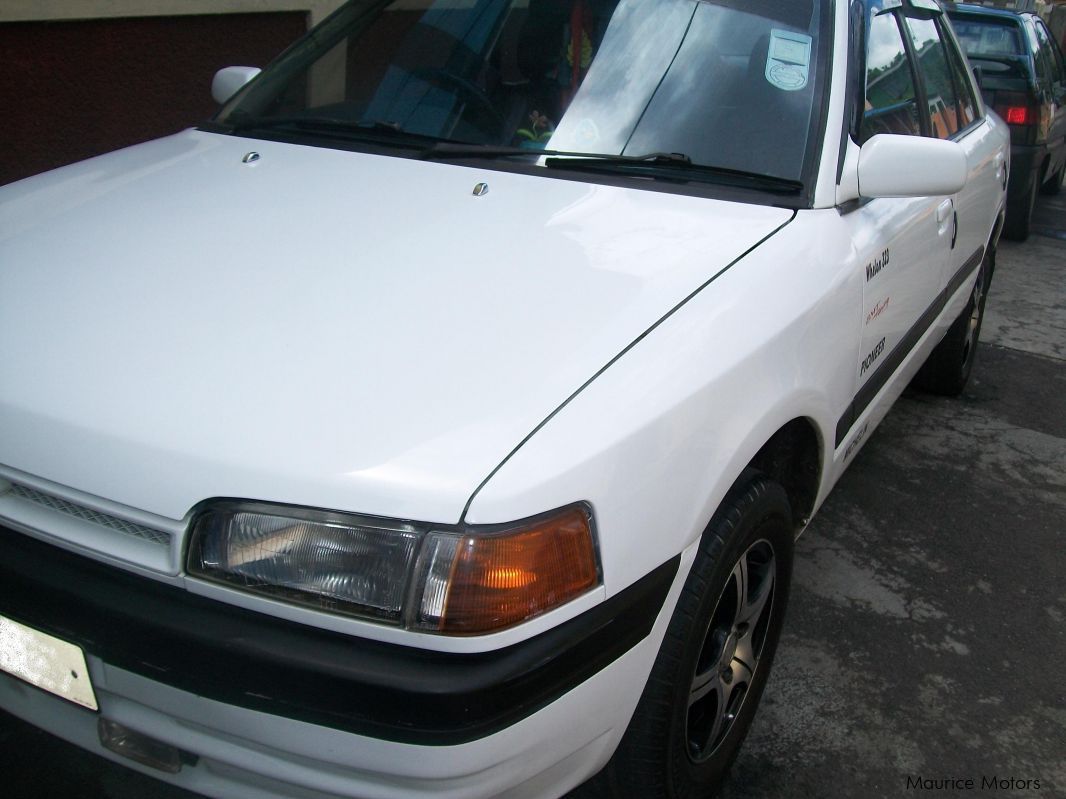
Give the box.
[765,30,812,92]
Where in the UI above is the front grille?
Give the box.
[9,483,171,547]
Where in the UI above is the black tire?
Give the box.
[596,471,794,799]
[1040,161,1063,196]
[1004,175,1037,241]
[914,251,991,396]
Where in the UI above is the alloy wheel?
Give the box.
[686,539,777,763]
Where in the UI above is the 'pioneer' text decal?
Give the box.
[860,337,886,376]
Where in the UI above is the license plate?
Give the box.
[0,614,98,711]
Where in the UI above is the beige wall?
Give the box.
[1,0,345,28]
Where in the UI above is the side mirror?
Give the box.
[211,66,262,105]
[858,135,967,198]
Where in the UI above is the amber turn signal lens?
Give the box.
[418,507,599,634]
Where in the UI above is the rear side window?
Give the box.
[860,11,921,143]
[942,21,980,128]
[1027,18,1052,84]
[1033,19,1066,87]
[905,15,962,138]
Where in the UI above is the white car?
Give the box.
[0,1,1007,798]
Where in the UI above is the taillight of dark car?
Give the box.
[994,91,1038,125]
[992,90,1044,145]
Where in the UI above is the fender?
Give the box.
[466,210,863,599]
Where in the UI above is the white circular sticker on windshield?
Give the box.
[768,63,806,91]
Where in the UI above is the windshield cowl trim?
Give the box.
[196,126,811,210]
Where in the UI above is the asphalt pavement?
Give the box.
[2,191,1063,798]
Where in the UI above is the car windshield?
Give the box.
[215,0,826,184]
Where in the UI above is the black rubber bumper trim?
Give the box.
[0,527,679,745]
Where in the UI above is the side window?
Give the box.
[860,11,921,143]
[904,15,961,139]
[941,19,980,129]
[1027,18,1052,88]
[1034,20,1065,88]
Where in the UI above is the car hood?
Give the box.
[0,130,792,523]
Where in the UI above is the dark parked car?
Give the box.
[947,2,1066,240]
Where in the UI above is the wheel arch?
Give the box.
[746,417,823,531]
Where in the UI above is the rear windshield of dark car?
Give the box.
[950,16,1026,57]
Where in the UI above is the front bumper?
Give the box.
[0,527,678,798]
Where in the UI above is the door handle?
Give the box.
[994,151,1007,189]
[937,199,953,224]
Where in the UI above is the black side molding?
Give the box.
[0,527,679,745]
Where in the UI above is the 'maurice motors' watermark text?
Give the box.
[907,776,1041,791]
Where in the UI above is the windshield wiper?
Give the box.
[543,155,803,194]
[421,142,691,163]
[228,116,445,148]
[422,143,800,193]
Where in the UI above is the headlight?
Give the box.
[187,502,599,634]
[188,504,421,622]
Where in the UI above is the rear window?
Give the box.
[951,17,1025,57]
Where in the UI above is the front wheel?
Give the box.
[597,471,794,799]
